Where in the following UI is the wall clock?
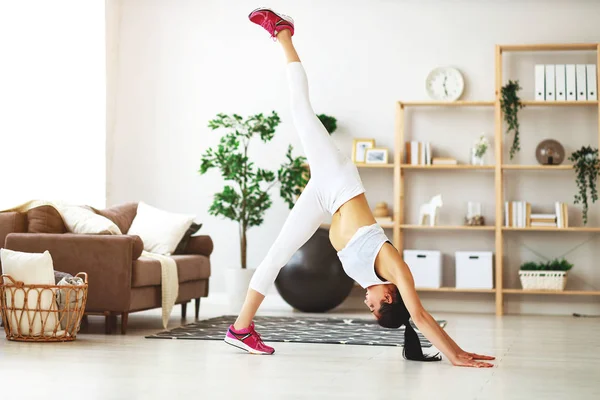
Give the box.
[426,67,465,101]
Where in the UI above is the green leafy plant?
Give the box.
[317,114,337,134]
[569,146,599,225]
[500,80,524,159]
[520,258,574,272]
[199,111,308,269]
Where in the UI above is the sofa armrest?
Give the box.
[4,233,140,312]
[184,235,214,257]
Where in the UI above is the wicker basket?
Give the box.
[0,273,88,342]
[519,270,568,291]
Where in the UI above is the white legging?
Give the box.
[249,62,365,295]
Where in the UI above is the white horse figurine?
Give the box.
[419,194,443,226]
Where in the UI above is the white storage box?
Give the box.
[403,250,442,288]
[455,251,493,289]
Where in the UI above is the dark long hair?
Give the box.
[377,287,441,362]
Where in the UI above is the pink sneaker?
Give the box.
[248,7,294,39]
[224,322,275,355]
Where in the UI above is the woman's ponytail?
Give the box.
[402,321,441,362]
[377,287,441,362]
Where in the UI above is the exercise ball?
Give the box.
[275,228,354,312]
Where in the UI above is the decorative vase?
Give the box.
[471,148,485,165]
[225,268,255,312]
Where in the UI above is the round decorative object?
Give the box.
[275,228,354,313]
[426,67,465,101]
[536,139,565,165]
[373,202,390,218]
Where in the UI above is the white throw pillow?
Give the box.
[1,248,58,336]
[127,202,195,255]
[58,205,122,235]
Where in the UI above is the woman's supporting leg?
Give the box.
[277,31,349,175]
[234,180,327,330]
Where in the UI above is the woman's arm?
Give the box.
[375,244,494,368]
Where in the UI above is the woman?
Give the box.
[224,8,495,368]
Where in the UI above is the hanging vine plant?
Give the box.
[500,80,524,159]
[569,146,600,225]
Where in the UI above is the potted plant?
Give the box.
[317,114,337,134]
[471,134,489,165]
[569,146,600,225]
[519,258,573,291]
[500,80,524,160]
[199,111,307,308]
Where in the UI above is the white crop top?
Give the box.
[337,224,393,288]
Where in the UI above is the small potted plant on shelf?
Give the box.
[519,258,573,291]
[471,134,489,165]
[199,111,308,309]
[569,146,600,225]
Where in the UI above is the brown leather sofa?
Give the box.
[0,203,212,334]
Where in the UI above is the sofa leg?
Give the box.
[121,312,129,335]
[105,313,113,334]
[195,298,201,320]
[181,302,187,319]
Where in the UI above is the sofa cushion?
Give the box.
[27,206,67,234]
[127,202,195,255]
[131,254,210,288]
[173,222,203,255]
[92,202,138,234]
[59,205,122,235]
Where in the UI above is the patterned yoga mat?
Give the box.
[146,315,447,347]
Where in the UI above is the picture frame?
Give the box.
[352,139,375,163]
[365,148,389,164]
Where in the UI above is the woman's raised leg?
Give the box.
[278,30,348,175]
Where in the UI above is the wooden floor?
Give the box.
[1,304,599,400]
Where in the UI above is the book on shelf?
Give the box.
[505,204,569,228]
[505,201,532,227]
[432,157,457,165]
[531,221,557,227]
[406,141,432,165]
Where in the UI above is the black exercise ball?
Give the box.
[275,228,354,312]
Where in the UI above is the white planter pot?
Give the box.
[519,270,568,291]
[225,268,254,312]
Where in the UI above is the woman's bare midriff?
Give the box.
[329,193,377,251]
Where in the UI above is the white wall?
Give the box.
[108,0,600,315]
[0,0,106,209]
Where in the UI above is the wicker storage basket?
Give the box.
[519,270,568,291]
[0,273,88,342]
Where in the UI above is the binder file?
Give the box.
[555,65,566,101]
[586,64,597,101]
[576,64,587,101]
[545,65,556,101]
[535,65,545,100]
[566,65,577,101]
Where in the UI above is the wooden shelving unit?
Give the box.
[355,163,394,169]
[391,43,600,315]
[503,289,600,296]
[502,165,573,170]
[521,100,598,106]
[417,287,496,293]
[401,164,495,170]
[400,225,495,231]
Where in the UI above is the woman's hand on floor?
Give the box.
[451,351,495,368]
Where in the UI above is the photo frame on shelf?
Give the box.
[365,148,389,164]
[352,139,375,163]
